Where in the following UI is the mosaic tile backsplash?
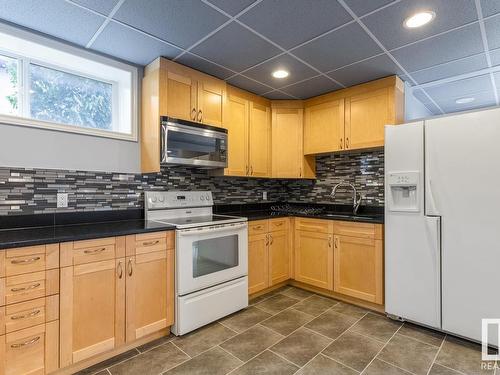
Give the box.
[0,149,384,216]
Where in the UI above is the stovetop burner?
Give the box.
[270,204,325,216]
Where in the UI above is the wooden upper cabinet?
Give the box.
[248,102,271,177]
[224,94,249,177]
[197,76,225,127]
[271,102,315,179]
[165,68,197,122]
[345,86,394,150]
[304,99,345,155]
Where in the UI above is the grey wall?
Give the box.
[405,82,432,121]
[0,149,385,216]
[0,123,141,174]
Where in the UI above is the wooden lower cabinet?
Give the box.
[0,320,59,375]
[334,235,383,304]
[60,258,125,367]
[268,231,289,286]
[294,230,333,290]
[126,249,174,342]
[248,233,269,295]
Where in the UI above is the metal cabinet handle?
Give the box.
[11,336,40,349]
[117,261,123,279]
[191,108,197,120]
[11,257,40,265]
[142,240,159,247]
[265,234,269,246]
[328,236,332,248]
[334,237,338,249]
[340,138,343,150]
[246,165,249,175]
[275,222,283,226]
[346,137,349,149]
[254,225,263,230]
[11,309,41,320]
[250,166,253,175]
[198,110,203,122]
[11,283,41,293]
[128,258,133,276]
[84,247,106,254]
[269,234,273,245]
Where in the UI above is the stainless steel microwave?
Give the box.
[160,116,228,168]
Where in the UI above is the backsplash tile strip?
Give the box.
[0,150,384,216]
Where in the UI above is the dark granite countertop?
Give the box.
[0,210,175,250]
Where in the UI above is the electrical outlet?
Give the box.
[262,191,268,201]
[57,193,68,208]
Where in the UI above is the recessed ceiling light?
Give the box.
[404,11,435,28]
[272,70,289,79]
[455,97,475,104]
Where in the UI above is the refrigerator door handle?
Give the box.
[425,216,441,328]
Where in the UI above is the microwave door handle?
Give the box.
[178,223,247,236]
[161,123,168,162]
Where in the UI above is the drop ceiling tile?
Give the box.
[0,0,104,46]
[391,24,484,72]
[226,75,273,95]
[480,0,500,17]
[263,91,296,100]
[191,22,281,72]
[176,53,234,80]
[343,0,395,17]
[494,72,500,87]
[362,0,478,50]
[244,54,317,89]
[424,74,494,99]
[410,53,489,84]
[413,88,433,104]
[113,0,229,49]
[485,14,500,50]
[71,0,118,15]
[328,54,404,87]
[281,76,342,99]
[292,22,382,72]
[92,22,182,65]
[207,0,256,16]
[238,0,352,49]
[434,90,497,113]
[491,48,500,66]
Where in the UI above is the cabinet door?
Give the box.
[126,250,174,342]
[294,231,333,290]
[248,102,271,177]
[272,108,302,178]
[334,235,383,304]
[60,259,125,367]
[224,94,249,176]
[304,99,344,155]
[197,77,225,127]
[166,70,197,122]
[345,87,392,150]
[248,234,269,295]
[269,231,289,286]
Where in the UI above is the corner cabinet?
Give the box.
[141,57,226,173]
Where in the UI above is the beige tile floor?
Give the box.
[77,286,498,375]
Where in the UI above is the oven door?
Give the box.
[161,121,227,168]
[176,222,248,296]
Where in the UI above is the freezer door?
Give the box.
[385,122,441,329]
[425,107,500,345]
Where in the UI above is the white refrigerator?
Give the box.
[385,106,500,346]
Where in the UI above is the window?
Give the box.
[0,24,138,141]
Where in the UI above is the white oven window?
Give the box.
[192,235,239,278]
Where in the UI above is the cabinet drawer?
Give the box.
[134,232,170,255]
[248,220,269,236]
[60,237,125,267]
[269,218,288,232]
[333,222,383,239]
[0,321,59,375]
[0,270,59,306]
[0,296,59,335]
[294,218,333,234]
[2,244,59,277]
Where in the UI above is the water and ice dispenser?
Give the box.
[387,172,420,212]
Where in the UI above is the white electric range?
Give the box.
[145,191,248,336]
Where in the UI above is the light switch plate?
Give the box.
[57,193,68,208]
[262,191,268,200]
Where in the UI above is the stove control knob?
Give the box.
[200,196,205,201]
[151,196,157,203]
[205,194,211,201]
[159,196,165,202]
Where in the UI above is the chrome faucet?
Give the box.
[330,181,362,214]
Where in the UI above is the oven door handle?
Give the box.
[177,222,247,236]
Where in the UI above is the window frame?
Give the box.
[0,23,139,142]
